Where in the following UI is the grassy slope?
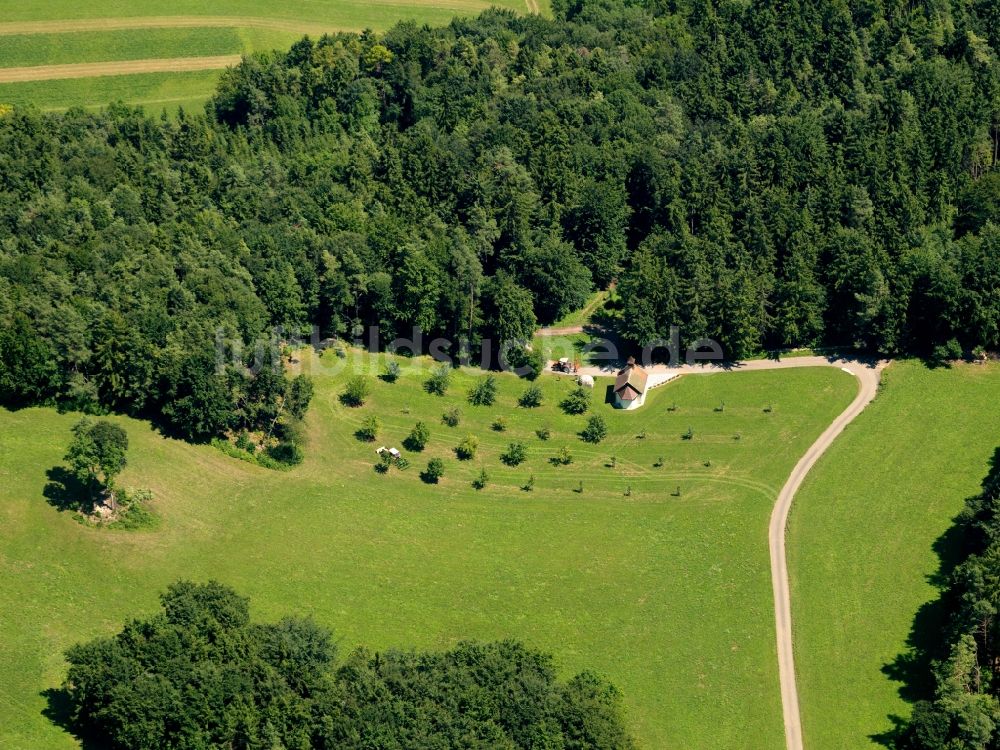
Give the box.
[789,360,1000,748]
[0,28,300,68]
[0,0,528,24]
[0,26,296,115]
[546,289,610,329]
[0,351,853,749]
[0,71,224,114]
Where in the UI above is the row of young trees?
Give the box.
[61,581,634,749]
[1,0,998,438]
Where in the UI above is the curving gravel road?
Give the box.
[569,354,886,749]
[761,358,883,750]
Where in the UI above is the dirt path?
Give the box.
[568,355,886,749]
[0,55,242,83]
[762,358,883,750]
[536,324,585,336]
[524,0,540,13]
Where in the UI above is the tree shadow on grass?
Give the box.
[872,452,1000,746]
[40,687,101,750]
[871,517,968,747]
[42,466,89,513]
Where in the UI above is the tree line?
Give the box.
[900,449,1000,748]
[1,0,998,441]
[59,581,634,749]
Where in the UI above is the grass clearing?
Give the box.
[0,0,530,25]
[547,289,611,330]
[788,360,1000,748]
[0,349,854,748]
[0,70,223,115]
[0,27,299,68]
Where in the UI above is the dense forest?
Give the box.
[59,581,633,749]
[1,0,998,440]
[902,450,1000,749]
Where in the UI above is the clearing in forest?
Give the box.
[0,348,853,749]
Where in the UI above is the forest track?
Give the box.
[0,56,243,83]
[764,358,883,749]
[536,325,585,336]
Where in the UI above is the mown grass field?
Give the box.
[0,28,300,68]
[0,0,533,23]
[0,0,542,114]
[0,349,853,748]
[789,360,1000,748]
[0,71,225,113]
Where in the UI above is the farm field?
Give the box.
[0,71,225,113]
[788,360,1000,748]
[0,0,541,113]
[0,349,854,749]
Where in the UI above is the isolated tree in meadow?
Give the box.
[374,452,393,474]
[425,364,452,396]
[341,375,369,407]
[518,384,543,408]
[472,467,489,490]
[381,360,401,383]
[560,386,591,415]
[65,418,128,506]
[356,415,380,442]
[581,414,608,443]
[468,374,498,406]
[455,435,479,460]
[552,446,573,466]
[405,421,430,451]
[501,442,527,466]
[422,457,445,484]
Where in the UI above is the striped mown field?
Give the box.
[0,0,546,113]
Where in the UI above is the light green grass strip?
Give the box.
[0,0,528,25]
[0,70,222,114]
[0,27,299,68]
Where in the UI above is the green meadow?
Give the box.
[0,28,299,68]
[0,71,224,113]
[0,0,531,24]
[789,360,1000,748]
[0,349,854,749]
